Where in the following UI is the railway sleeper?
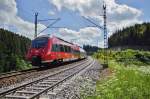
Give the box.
[13,91,37,97]
[5,95,29,99]
[16,90,38,94]
[26,87,45,91]
[46,78,63,81]
[43,80,59,82]
[32,84,51,88]
[39,82,54,85]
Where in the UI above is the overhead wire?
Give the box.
[38,18,61,34]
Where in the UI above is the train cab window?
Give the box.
[32,37,48,48]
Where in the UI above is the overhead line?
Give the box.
[38,18,61,34]
[38,18,60,22]
[82,16,103,29]
[47,27,66,28]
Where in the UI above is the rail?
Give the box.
[30,59,94,99]
[0,58,90,98]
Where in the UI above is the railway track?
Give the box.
[0,57,94,99]
[0,59,85,88]
[0,68,39,80]
[0,59,83,80]
[0,59,92,99]
[0,68,41,88]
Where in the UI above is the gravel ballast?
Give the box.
[48,60,103,99]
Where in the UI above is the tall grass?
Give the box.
[82,49,150,99]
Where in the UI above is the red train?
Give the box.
[26,35,87,66]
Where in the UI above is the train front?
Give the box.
[26,36,50,66]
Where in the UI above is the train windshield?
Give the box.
[31,37,48,48]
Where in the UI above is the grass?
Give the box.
[81,49,150,99]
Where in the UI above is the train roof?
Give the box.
[36,35,81,47]
[35,35,86,52]
[55,36,74,45]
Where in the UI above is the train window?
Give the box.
[64,45,67,52]
[70,48,73,53]
[65,46,69,52]
[72,49,75,54]
[74,50,79,54]
[66,46,69,52]
[68,46,71,52]
[72,49,74,53]
[63,45,70,52]
[63,45,66,52]
[60,45,65,52]
[52,44,57,52]
[75,50,78,54]
[63,45,65,52]
[56,44,60,52]
[52,44,60,52]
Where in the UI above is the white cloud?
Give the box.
[48,10,55,16]
[49,0,142,47]
[57,27,103,47]
[0,0,46,39]
[49,0,142,21]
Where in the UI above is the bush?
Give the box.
[0,53,32,73]
[16,58,32,70]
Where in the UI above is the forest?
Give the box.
[109,23,150,48]
[0,29,31,73]
[83,45,100,55]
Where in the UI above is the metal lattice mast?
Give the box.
[34,12,38,38]
[103,3,108,66]
[82,1,108,68]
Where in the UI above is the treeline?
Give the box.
[83,45,100,55]
[109,23,150,48]
[0,29,31,73]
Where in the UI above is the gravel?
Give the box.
[51,60,103,99]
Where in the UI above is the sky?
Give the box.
[0,0,149,48]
